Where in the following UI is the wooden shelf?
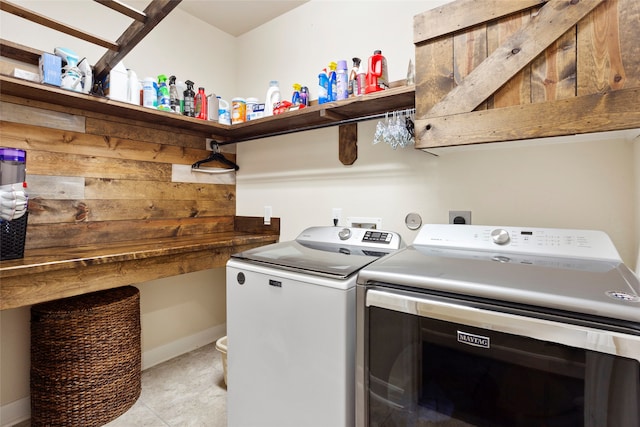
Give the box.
[0,218,280,310]
[225,84,416,143]
[0,74,415,144]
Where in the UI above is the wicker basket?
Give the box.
[30,286,141,427]
[0,212,28,261]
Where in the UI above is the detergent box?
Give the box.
[39,52,61,87]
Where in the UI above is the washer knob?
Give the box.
[491,228,510,245]
[338,228,351,240]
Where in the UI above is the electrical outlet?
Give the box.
[264,206,272,225]
[449,210,471,225]
[205,138,215,151]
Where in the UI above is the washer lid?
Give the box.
[357,244,640,324]
[231,239,394,279]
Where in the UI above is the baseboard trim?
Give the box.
[0,397,29,427]
[142,324,226,370]
[0,324,226,426]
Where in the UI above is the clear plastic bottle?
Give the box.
[336,60,349,101]
[264,80,280,116]
[195,87,208,120]
[183,80,195,117]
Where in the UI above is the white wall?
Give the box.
[236,1,432,101]
[236,126,639,264]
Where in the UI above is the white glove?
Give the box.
[0,183,28,221]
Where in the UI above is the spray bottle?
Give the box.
[292,83,302,105]
[177,80,186,113]
[328,61,337,101]
[356,61,366,96]
[349,57,361,97]
[169,75,180,112]
[54,47,81,92]
[183,80,195,117]
[157,74,171,111]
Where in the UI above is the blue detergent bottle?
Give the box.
[328,61,337,101]
[318,69,330,104]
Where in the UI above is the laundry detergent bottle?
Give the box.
[195,87,208,120]
[328,61,337,101]
[318,70,330,104]
[365,50,389,94]
[264,80,280,117]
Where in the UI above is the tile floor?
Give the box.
[18,342,227,427]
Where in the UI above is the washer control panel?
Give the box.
[362,230,394,244]
[296,226,403,250]
[413,224,621,261]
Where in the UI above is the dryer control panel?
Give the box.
[413,224,621,262]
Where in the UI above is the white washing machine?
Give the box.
[226,226,403,427]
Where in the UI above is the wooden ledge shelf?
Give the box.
[0,74,415,144]
[0,218,280,310]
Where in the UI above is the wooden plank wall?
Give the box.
[415,0,640,115]
[0,96,237,250]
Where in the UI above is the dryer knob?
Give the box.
[491,228,511,245]
[338,228,351,240]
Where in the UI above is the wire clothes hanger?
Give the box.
[191,142,239,173]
